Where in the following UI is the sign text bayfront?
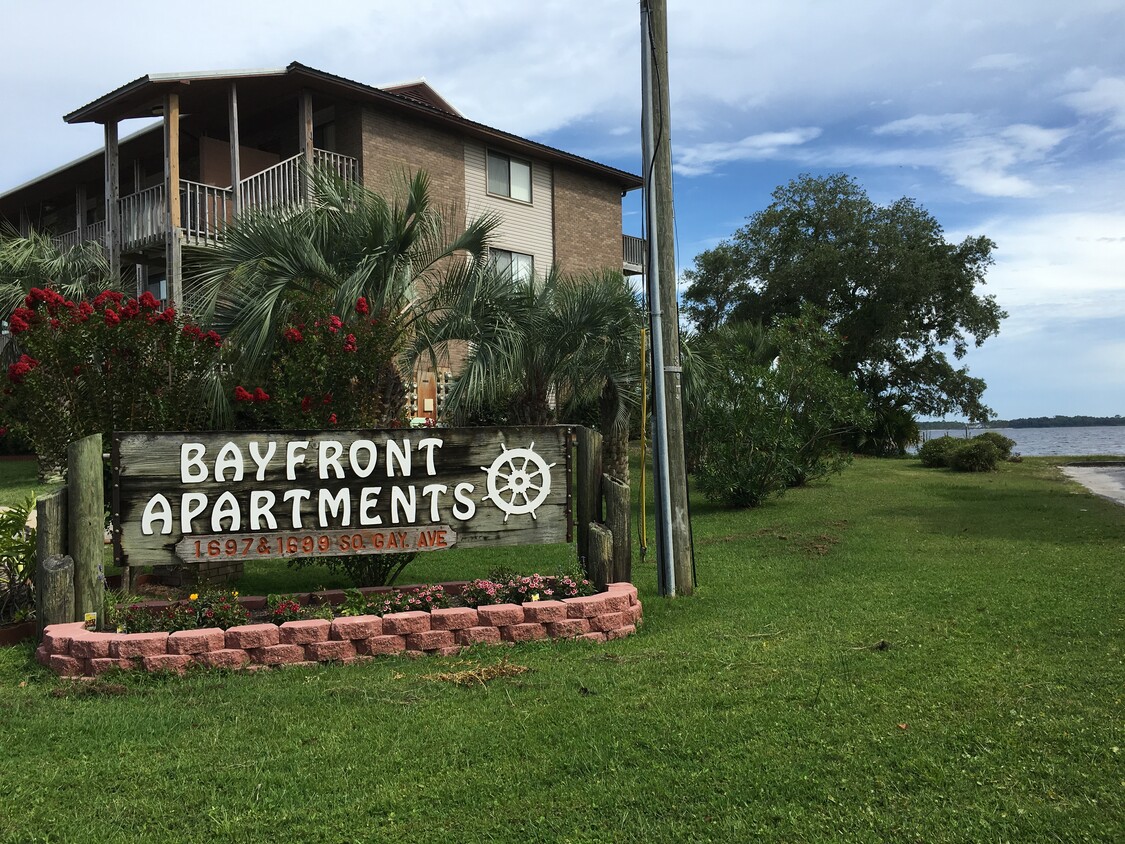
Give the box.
[112,427,572,566]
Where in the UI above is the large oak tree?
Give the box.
[683,173,1006,424]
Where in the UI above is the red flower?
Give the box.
[283,327,304,343]
[7,315,29,334]
[182,324,203,339]
[327,315,343,334]
[49,318,61,329]
[104,308,121,326]
[205,330,222,347]
[157,307,176,323]
[120,299,141,319]
[233,386,254,402]
[92,290,125,309]
[322,392,333,405]
[72,365,81,376]
[301,396,313,413]
[355,297,370,315]
[139,291,160,310]
[77,301,94,321]
[328,413,338,425]
[7,354,39,385]
[0,427,7,438]
[343,333,357,353]
[253,387,270,402]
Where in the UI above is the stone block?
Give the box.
[522,600,567,623]
[476,603,525,627]
[195,649,251,669]
[624,603,643,625]
[249,644,306,665]
[69,633,115,659]
[429,607,479,630]
[578,632,607,643]
[607,582,639,605]
[330,615,382,641]
[48,654,84,677]
[278,619,330,645]
[432,646,462,657]
[607,624,636,641]
[89,657,135,675]
[545,618,591,638]
[305,640,357,662]
[602,593,631,614]
[34,645,50,666]
[225,624,280,650]
[590,612,625,633]
[455,626,501,646]
[110,632,168,658]
[43,623,83,654]
[143,654,194,674]
[405,630,455,651]
[167,627,226,655]
[381,611,431,635]
[565,595,610,618]
[501,623,547,643]
[357,635,406,655]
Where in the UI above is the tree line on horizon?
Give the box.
[919,415,1124,430]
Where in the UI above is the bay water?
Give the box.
[918,426,1125,457]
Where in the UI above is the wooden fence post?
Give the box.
[602,473,632,583]
[575,427,603,578]
[35,488,69,637]
[587,523,613,591]
[67,434,104,624]
[37,555,74,634]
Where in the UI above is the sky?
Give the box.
[1,0,1123,420]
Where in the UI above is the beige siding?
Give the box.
[464,141,553,275]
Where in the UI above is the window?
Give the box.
[486,151,532,202]
[490,249,534,282]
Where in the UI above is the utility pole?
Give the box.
[641,0,694,596]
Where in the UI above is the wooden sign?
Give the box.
[112,426,572,567]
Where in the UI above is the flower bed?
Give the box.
[36,582,642,678]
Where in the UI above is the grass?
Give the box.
[1,454,1122,842]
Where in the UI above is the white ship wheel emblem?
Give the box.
[481,442,555,521]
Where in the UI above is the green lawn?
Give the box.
[1,455,1122,842]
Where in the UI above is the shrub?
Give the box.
[973,431,1016,460]
[690,313,870,507]
[1,287,224,475]
[188,589,249,629]
[368,584,449,615]
[949,439,1001,472]
[918,435,961,468]
[0,496,35,624]
[288,552,415,588]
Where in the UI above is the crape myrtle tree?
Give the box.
[682,173,1006,450]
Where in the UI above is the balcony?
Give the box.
[50,149,358,253]
[623,234,645,275]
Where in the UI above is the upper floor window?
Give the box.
[487,151,532,203]
[491,248,534,282]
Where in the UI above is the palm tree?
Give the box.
[418,265,642,483]
[190,169,499,373]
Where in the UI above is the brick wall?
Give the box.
[359,107,466,229]
[553,167,623,276]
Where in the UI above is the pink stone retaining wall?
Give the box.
[36,582,642,678]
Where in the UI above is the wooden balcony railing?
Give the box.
[180,180,232,246]
[623,234,645,274]
[119,184,167,250]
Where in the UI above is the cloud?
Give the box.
[1062,76,1125,130]
[674,128,822,176]
[873,113,975,135]
[970,53,1030,72]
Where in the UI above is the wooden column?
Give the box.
[75,185,87,242]
[229,82,242,215]
[164,92,183,308]
[103,121,120,278]
[603,473,632,583]
[575,427,603,577]
[35,489,69,637]
[67,434,104,624]
[298,89,314,200]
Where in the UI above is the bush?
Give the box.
[917,435,961,468]
[973,431,1016,460]
[1,288,224,475]
[690,313,870,507]
[0,496,36,624]
[949,439,1001,472]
